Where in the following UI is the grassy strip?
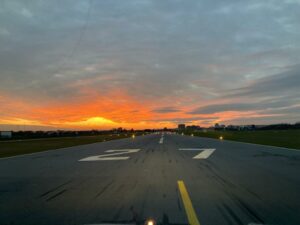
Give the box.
[185,130,300,150]
[0,133,136,158]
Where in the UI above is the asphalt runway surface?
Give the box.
[0,133,300,225]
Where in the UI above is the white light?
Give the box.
[146,219,155,225]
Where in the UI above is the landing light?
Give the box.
[132,134,135,139]
[219,136,223,140]
[191,133,194,137]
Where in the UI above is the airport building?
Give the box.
[178,124,186,130]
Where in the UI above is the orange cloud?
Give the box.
[0,90,178,129]
[0,88,283,130]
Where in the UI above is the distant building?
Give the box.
[0,131,12,138]
[178,124,186,130]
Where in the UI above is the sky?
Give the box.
[0,0,300,130]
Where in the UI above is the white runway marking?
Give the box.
[193,149,215,159]
[179,148,216,159]
[159,134,164,144]
[159,137,164,144]
[79,149,140,161]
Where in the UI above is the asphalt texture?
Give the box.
[0,133,300,225]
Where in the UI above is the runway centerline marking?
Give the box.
[177,180,201,225]
[159,135,164,144]
[179,148,216,159]
[79,149,140,161]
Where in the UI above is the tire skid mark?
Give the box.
[199,161,265,223]
[232,195,265,224]
[222,203,244,225]
[116,184,125,194]
[95,180,114,198]
[241,186,263,201]
[223,189,265,224]
[46,189,67,202]
[202,162,236,189]
[204,162,264,224]
[201,161,263,204]
[216,205,234,225]
[39,180,72,198]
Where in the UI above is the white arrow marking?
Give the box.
[179,148,216,159]
[79,149,140,161]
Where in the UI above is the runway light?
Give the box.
[219,136,223,140]
[146,219,155,225]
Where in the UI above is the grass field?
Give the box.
[186,129,300,150]
[0,133,136,158]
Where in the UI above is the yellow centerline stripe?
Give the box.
[177,180,201,225]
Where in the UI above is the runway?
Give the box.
[0,133,300,225]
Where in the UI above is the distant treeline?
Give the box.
[257,123,300,130]
[1,128,155,140]
[214,123,300,131]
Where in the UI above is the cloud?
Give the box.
[1,0,300,128]
[228,65,300,98]
[152,106,181,113]
[189,100,298,115]
[146,116,218,122]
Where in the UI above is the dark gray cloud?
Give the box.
[152,106,181,113]
[146,116,218,123]
[223,114,300,125]
[190,99,299,114]
[190,64,300,122]
[228,65,300,98]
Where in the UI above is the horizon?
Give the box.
[1,1,300,130]
[1,121,299,132]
